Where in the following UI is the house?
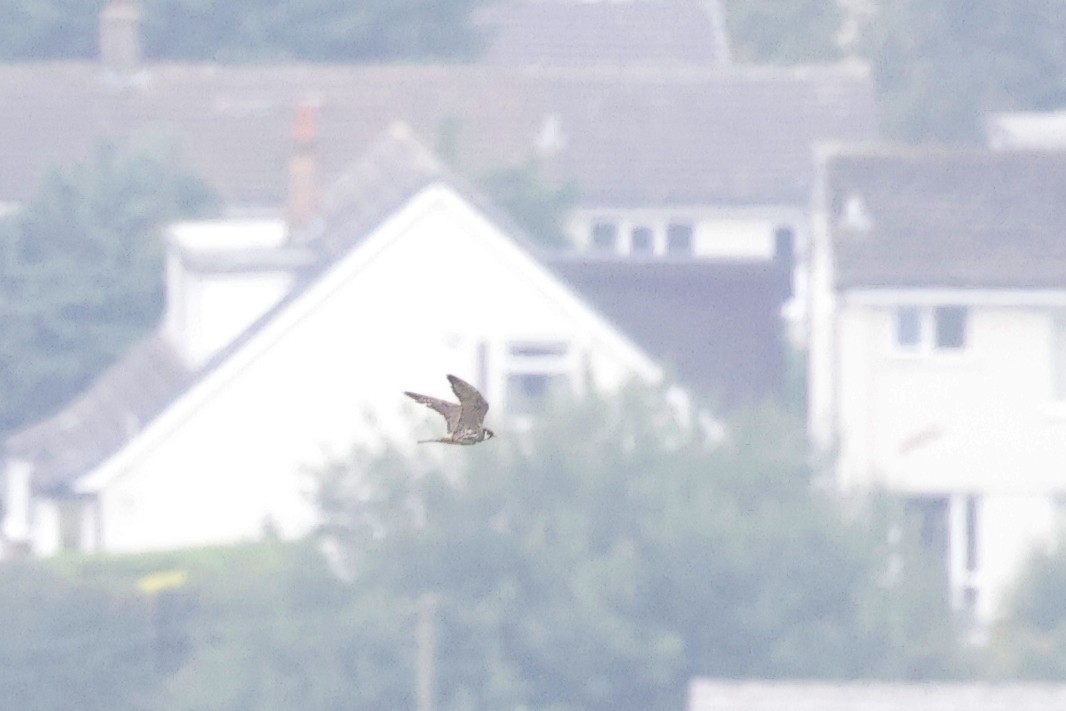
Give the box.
[472,0,732,67]
[1,125,664,556]
[807,145,1066,622]
[0,2,879,291]
[687,678,1066,711]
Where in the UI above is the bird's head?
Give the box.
[484,428,496,440]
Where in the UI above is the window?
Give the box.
[504,342,572,415]
[934,306,967,349]
[1054,314,1066,401]
[905,496,949,563]
[506,373,569,414]
[964,494,979,573]
[894,305,968,352]
[591,222,618,252]
[666,223,693,255]
[630,226,654,255]
[906,495,987,614]
[774,226,795,264]
[895,306,922,349]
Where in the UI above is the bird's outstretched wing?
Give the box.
[447,374,489,427]
[404,391,461,432]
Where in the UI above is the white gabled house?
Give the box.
[2,125,661,557]
[808,145,1066,623]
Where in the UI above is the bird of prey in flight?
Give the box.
[405,374,495,445]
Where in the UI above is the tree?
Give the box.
[0,561,156,711]
[722,0,844,63]
[860,0,1066,143]
[146,543,415,711]
[316,383,966,711]
[985,545,1066,678]
[0,133,216,432]
[479,159,579,249]
[0,0,97,60]
[0,0,491,62]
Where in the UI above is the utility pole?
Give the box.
[416,592,437,711]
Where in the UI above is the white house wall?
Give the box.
[833,296,1066,619]
[836,302,1066,493]
[81,184,657,553]
[174,270,296,367]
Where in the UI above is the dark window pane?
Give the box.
[591,222,617,252]
[896,306,922,348]
[506,373,568,414]
[666,223,693,255]
[965,495,978,572]
[631,226,653,255]
[935,306,967,349]
[906,496,949,565]
[774,226,795,263]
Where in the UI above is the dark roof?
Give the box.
[549,255,791,407]
[4,336,191,492]
[689,679,1066,711]
[824,147,1066,289]
[473,0,731,66]
[0,61,878,209]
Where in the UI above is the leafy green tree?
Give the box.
[0,133,216,432]
[723,0,844,64]
[147,543,415,711]
[0,0,98,60]
[317,383,965,711]
[0,0,490,62]
[985,545,1066,678]
[0,561,156,711]
[861,0,1066,143]
[479,159,579,249]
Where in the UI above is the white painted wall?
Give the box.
[163,220,297,368]
[32,499,61,556]
[73,184,658,554]
[2,458,32,544]
[173,269,295,367]
[825,294,1066,620]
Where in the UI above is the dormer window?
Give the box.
[666,223,693,255]
[630,226,654,255]
[591,222,618,253]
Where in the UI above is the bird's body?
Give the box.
[404,374,495,445]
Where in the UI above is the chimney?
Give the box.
[287,100,320,240]
[99,0,142,74]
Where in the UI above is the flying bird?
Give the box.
[404,374,495,445]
